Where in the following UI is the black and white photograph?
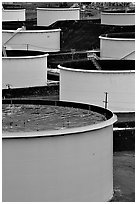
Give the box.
[2,1,135,202]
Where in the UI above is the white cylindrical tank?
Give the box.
[37,7,80,26]
[59,62,135,113]
[2,100,117,202]
[2,50,48,89]
[2,9,26,21]
[2,28,61,52]
[101,10,135,25]
[99,33,135,60]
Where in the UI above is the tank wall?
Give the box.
[2,30,61,52]
[101,13,135,25]
[100,38,135,60]
[60,69,135,112]
[2,56,47,88]
[3,125,113,202]
[2,9,26,21]
[37,9,80,26]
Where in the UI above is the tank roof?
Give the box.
[102,9,135,13]
[2,99,113,134]
[101,32,135,39]
[2,21,60,31]
[37,7,80,10]
[2,50,48,57]
[2,4,24,9]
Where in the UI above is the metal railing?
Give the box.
[121,50,135,60]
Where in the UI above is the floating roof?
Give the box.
[101,32,135,39]
[2,50,48,57]
[102,9,135,13]
[2,21,60,31]
[60,59,135,71]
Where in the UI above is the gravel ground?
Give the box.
[112,151,135,202]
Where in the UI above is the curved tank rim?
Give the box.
[2,54,49,59]
[99,36,135,41]
[58,65,135,73]
[101,12,135,15]
[36,7,80,11]
[2,115,117,139]
[2,28,61,33]
[2,99,117,139]
[2,8,25,12]
[99,32,135,40]
[2,50,49,59]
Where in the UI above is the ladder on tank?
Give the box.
[120,50,135,60]
[89,53,102,70]
[2,26,26,57]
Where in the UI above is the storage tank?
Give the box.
[2,99,117,202]
[2,50,48,89]
[2,24,61,52]
[101,10,135,25]
[37,7,80,26]
[58,60,135,113]
[99,32,135,60]
[2,8,26,21]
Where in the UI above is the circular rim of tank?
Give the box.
[101,12,135,15]
[58,64,135,74]
[36,7,80,11]
[2,28,61,33]
[2,9,26,12]
[2,51,49,60]
[99,33,135,41]
[2,100,117,138]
